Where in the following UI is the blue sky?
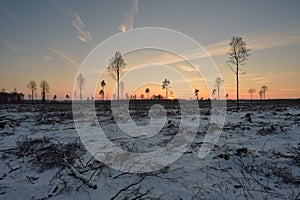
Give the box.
[1,0,300,99]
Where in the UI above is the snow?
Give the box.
[0,101,299,199]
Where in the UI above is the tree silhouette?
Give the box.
[99,89,104,100]
[53,95,57,101]
[120,81,125,100]
[100,80,106,100]
[162,78,170,100]
[145,88,150,99]
[140,94,144,100]
[66,94,70,100]
[27,80,37,103]
[212,89,216,99]
[194,89,199,100]
[215,77,223,100]
[76,73,86,101]
[261,85,268,100]
[248,88,256,101]
[40,80,49,102]
[259,90,263,100]
[108,51,126,101]
[227,36,251,110]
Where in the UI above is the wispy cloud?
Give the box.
[252,77,265,81]
[178,65,197,72]
[158,21,300,66]
[72,14,92,42]
[55,1,92,42]
[49,48,79,68]
[251,77,268,84]
[1,40,20,51]
[205,21,300,57]
[43,55,53,62]
[119,0,138,32]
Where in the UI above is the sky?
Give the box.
[0,0,300,100]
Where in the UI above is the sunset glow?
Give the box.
[0,1,299,100]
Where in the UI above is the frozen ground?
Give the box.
[0,100,299,199]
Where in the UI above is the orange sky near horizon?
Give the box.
[1,1,300,100]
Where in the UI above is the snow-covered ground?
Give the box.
[0,100,299,199]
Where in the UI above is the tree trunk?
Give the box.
[79,87,82,101]
[236,63,239,111]
[217,84,220,100]
[117,70,120,106]
[31,90,34,104]
[166,87,168,100]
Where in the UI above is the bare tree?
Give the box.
[261,85,268,100]
[99,89,104,100]
[215,77,223,100]
[76,73,86,101]
[227,36,251,110]
[248,88,256,101]
[145,88,150,99]
[100,80,106,100]
[194,89,199,100]
[259,89,263,100]
[27,80,37,103]
[212,89,216,99]
[40,80,49,102]
[108,51,126,101]
[120,81,125,100]
[162,78,170,100]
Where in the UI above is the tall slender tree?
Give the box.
[27,80,37,103]
[248,88,256,101]
[76,73,86,101]
[261,85,268,100]
[108,51,126,101]
[120,81,125,100]
[162,78,170,100]
[194,89,199,100]
[212,89,216,99]
[100,80,106,100]
[145,88,150,99]
[227,36,251,110]
[259,90,263,100]
[99,90,104,100]
[40,80,49,102]
[215,77,223,100]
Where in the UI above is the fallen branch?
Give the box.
[69,166,97,189]
[48,179,64,198]
[111,175,146,200]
